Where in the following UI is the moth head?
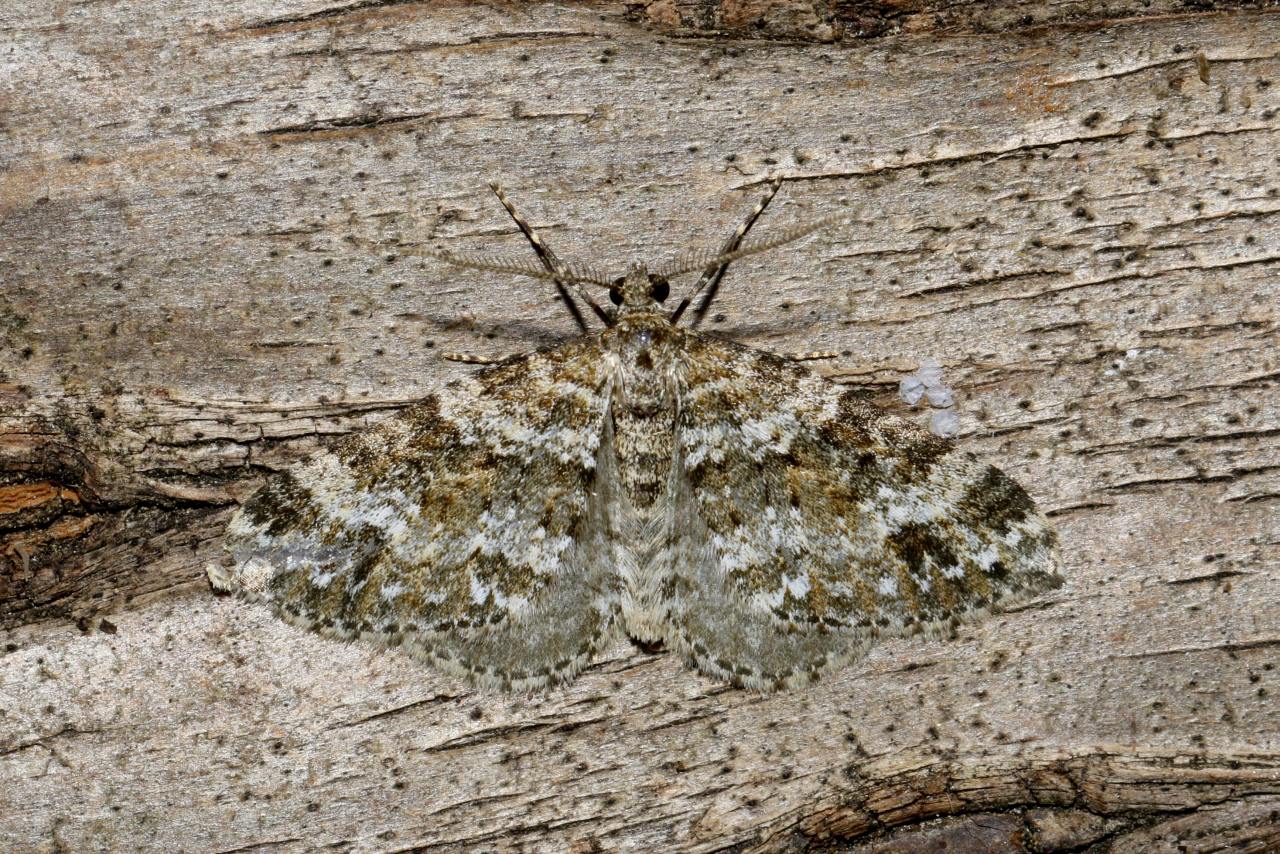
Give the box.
[422,182,845,330]
[608,263,670,313]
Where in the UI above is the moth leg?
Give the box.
[780,349,839,363]
[442,350,517,365]
[489,182,611,329]
[671,176,784,326]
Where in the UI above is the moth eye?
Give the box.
[648,276,670,303]
[608,277,626,306]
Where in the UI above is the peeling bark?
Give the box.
[1,1,1277,851]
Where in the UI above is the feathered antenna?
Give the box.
[488,182,612,328]
[669,177,783,325]
[419,246,614,289]
[656,213,846,281]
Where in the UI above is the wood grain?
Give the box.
[2,2,1277,851]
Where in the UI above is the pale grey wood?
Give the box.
[1,2,1277,851]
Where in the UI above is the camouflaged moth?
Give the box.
[213,181,1062,691]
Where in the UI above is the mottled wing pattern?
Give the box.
[218,339,622,691]
[666,336,1062,690]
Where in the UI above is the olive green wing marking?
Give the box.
[220,339,624,691]
[665,337,1062,690]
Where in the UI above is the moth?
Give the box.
[215,180,1062,691]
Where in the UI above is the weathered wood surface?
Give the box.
[2,1,1278,851]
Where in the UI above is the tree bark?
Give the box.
[2,2,1277,851]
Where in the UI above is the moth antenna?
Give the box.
[670,177,782,325]
[488,182,612,328]
[421,246,613,288]
[421,247,559,279]
[562,260,615,289]
[657,213,846,280]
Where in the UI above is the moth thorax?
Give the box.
[615,333,670,417]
